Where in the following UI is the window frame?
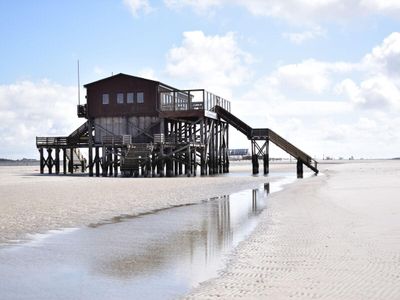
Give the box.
[117,92,124,104]
[102,93,109,105]
[137,92,144,104]
[127,92,134,104]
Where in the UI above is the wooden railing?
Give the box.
[36,137,68,147]
[159,89,231,113]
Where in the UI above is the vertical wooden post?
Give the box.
[263,139,269,175]
[88,119,94,177]
[226,124,229,173]
[219,121,222,173]
[101,147,107,177]
[252,140,259,175]
[95,146,100,177]
[178,122,183,175]
[200,119,206,176]
[297,159,303,178]
[47,148,53,174]
[166,148,173,177]
[39,148,44,174]
[152,151,156,177]
[69,148,74,174]
[209,121,214,175]
[63,148,67,174]
[108,147,113,177]
[55,148,60,174]
[186,145,191,177]
[159,144,164,177]
[114,147,118,177]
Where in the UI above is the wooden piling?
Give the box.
[297,159,303,178]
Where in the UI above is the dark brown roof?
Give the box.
[83,73,180,91]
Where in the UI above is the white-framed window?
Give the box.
[102,93,109,104]
[137,92,144,103]
[127,92,134,104]
[117,93,124,104]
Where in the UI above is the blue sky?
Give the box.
[1,0,400,159]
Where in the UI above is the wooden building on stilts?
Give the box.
[36,73,318,178]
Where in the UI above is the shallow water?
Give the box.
[0,174,303,299]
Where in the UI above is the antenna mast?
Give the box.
[77,60,81,105]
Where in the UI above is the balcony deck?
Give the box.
[158,89,230,120]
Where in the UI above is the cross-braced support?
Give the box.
[251,138,269,175]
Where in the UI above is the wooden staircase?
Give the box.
[213,105,318,174]
[120,143,153,176]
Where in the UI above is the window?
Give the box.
[117,93,124,104]
[127,92,134,104]
[102,93,109,104]
[137,92,144,103]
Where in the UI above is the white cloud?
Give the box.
[123,0,152,17]
[270,59,355,94]
[338,75,400,110]
[228,31,400,158]
[165,31,252,98]
[164,0,400,23]
[0,80,81,159]
[164,0,222,12]
[360,0,400,15]
[283,26,326,44]
[363,32,400,77]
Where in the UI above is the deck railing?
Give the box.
[159,89,231,113]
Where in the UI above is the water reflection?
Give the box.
[0,181,282,300]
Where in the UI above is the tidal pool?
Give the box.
[0,175,302,299]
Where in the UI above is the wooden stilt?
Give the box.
[69,148,74,174]
[63,148,67,174]
[95,147,100,177]
[47,148,53,174]
[88,120,94,177]
[297,159,303,178]
[263,139,269,175]
[39,148,44,174]
[114,147,118,177]
[55,148,60,174]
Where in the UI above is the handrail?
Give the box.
[213,105,318,173]
[159,89,231,113]
[213,106,252,137]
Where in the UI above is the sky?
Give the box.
[1,0,400,159]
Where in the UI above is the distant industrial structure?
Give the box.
[36,74,318,177]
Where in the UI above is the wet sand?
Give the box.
[2,160,399,299]
[0,162,291,243]
[185,160,400,299]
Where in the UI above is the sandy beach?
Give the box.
[185,160,400,299]
[0,162,289,244]
[1,160,399,299]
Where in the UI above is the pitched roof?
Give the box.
[83,73,160,88]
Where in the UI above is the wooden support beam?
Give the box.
[39,148,44,174]
[69,148,74,174]
[101,147,107,177]
[55,148,60,174]
[108,147,113,177]
[114,147,118,177]
[166,148,173,177]
[88,119,93,177]
[297,159,303,178]
[263,139,269,175]
[251,140,259,175]
[95,147,100,177]
[47,148,53,174]
[186,145,191,177]
[63,148,67,174]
